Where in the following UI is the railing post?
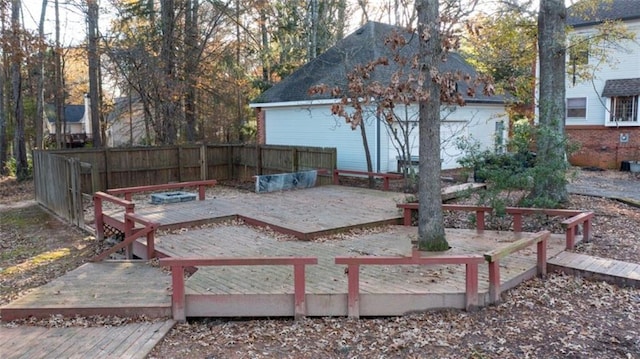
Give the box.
[146,229,156,260]
[465,262,479,310]
[513,213,523,232]
[403,208,412,226]
[537,238,547,276]
[124,215,134,259]
[488,260,500,304]
[346,264,360,318]
[566,229,575,250]
[383,177,390,191]
[198,185,206,201]
[171,265,186,322]
[333,170,339,185]
[583,218,591,242]
[94,194,104,241]
[476,210,485,231]
[293,264,306,320]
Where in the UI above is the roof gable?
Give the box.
[568,0,640,27]
[252,21,502,105]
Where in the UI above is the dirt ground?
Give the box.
[1,172,639,358]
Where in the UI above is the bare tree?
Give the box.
[533,0,568,203]
[415,0,447,250]
[11,0,28,180]
[87,0,102,147]
[34,0,48,149]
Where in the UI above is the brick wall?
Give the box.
[566,126,640,169]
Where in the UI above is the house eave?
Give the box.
[249,98,342,109]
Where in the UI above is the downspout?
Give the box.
[376,113,381,172]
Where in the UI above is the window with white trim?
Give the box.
[566,97,586,118]
[610,96,638,123]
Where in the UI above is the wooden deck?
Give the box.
[3,184,581,321]
[0,320,174,359]
[0,261,172,321]
[548,252,640,288]
[141,224,567,317]
[116,185,410,238]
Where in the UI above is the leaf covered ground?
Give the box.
[1,172,639,358]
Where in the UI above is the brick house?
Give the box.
[565,0,640,169]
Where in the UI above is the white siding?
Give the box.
[566,21,640,126]
[385,104,506,170]
[264,105,380,172]
[264,102,506,172]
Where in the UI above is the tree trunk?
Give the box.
[0,44,6,176]
[54,0,63,148]
[184,0,199,142]
[35,0,47,149]
[11,0,28,180]
[416,0,448,251]
[359,120,375,188]
[88,0,102,147]
[534,0,568,203]
[160,0,178,144]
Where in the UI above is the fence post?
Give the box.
[200,145,207,180]
[292,147,298,172]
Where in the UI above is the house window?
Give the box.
[569,47,588,86]
[566,97,586,118]
[610,96,638,123]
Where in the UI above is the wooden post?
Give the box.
[105,148,112,189]
[346,264,360,318]
[513,213,523,232]
[583,219,591,242]
[476,210,485,231]
[146,230,155,260]
[537,238,547,276]
[293,264,306,320]
[403,208,412,226]
[178,146,183,182]
[488,260,500,303]
[292,147,298,172]
[566,229,575,250]
[171,265,186,322]
[465,262,479,310]
[200,145,207,180]
[94,195,104,241]
[333,170,340,185]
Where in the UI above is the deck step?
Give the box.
[548,252,640,288]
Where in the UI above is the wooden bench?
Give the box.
[483,230,550,303]
[333,170,403,191]
[335,254,484,317]
[397,203,493,230]
[159,257,318,321]
[505,207,594,249]
[107,179,218,201]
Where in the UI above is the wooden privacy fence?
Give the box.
[33,151,86,227]
[35,144,336,194]
[33,144,336,226]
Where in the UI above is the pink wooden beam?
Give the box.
[465,262,479,310]
[488,261,501,303]
[170,265,186,322]
[293,264,307,320]
[347,264,360,318]
[107,180,217,201]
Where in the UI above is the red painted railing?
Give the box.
[106,179,217,201]
[333,170,403,191]
[483,230,550,303]
[159,257,318,321]
[94,191,135,241]
[398,203,593,249]
[335,253,484,318]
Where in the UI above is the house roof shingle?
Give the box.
[252,21,503,105]
[45,104,85,123]
[568,0,640,27]
[601,78,640,97]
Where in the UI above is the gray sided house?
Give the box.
[250,21,507,172]
[45,94,93,147]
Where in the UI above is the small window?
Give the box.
[567,97,587,118]
[569,48,589,66]
[610,96,638,122]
